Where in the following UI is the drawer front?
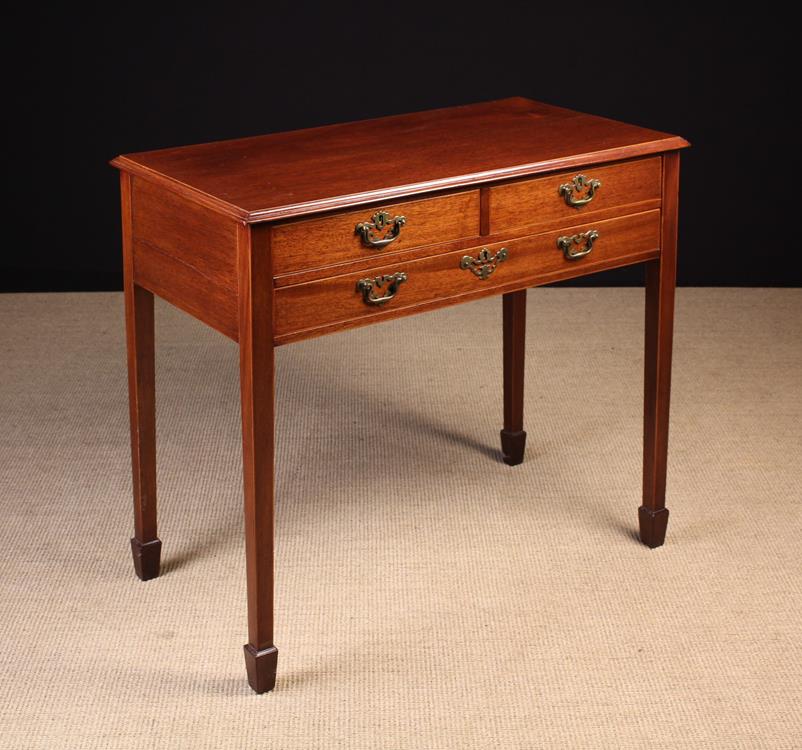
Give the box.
[489,157,661,234]
[275,210,660,341]
[271,190,481,275]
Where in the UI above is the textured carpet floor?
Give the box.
[1,289,800,749]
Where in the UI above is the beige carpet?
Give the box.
[1,289,800,749]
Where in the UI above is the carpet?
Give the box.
[1,288,800,749]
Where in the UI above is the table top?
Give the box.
[112,97,688,223]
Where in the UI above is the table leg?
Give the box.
[121,173,161,580]
[640,151,680,548]
[238,225,278,693]
[501,289,527,465]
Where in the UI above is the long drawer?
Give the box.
[271,190,481,275]
[274,210,660,342]
[488,156,661,235]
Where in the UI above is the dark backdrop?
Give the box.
[5,6,799,291]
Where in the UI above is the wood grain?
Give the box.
[274,210,661,343]
[272,233,495,288]
[237,223,279,693]
[489,156,661,234]
[640,151,681,549]
[480,187,491,236]
[133,244,239,340]
[133,178,238,287]
[112,98,688,223]
[130,177,239,340]
[121,172,161,580]
[271,190,480,275]
[270,187,657,289]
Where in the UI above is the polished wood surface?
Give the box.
[133,178,238,286]
[273,211,660,342]
[112,98,688,222]
[272,231,492,288]
[132,177,240,340]
[121,173,161,581]
[489,156,661,234]
[272,190,480,275]
[114,97,688,693]
[640,151,680,548]
[237,223,278,693]
[501,290,527,465]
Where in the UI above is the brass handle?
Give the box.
[459,247,509,280]
[557,230,599,260]
[356,272,407,305]
[558,174,601,207]
[355,211,407,249]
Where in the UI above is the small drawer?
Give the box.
[489,156,661,235]
[271,190,481,275]
[274,210,660,342]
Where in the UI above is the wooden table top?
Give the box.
[112,97,688,223]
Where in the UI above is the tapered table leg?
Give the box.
[501,289,527,465]
[640,151,680,548]
[238,224,279,693]
[121,173,161,580]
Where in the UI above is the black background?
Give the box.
[4,6,800,291]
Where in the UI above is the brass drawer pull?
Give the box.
[557,229,599,260]
[356,272,407,305]
[355,211,407,249]
[459,247,509,279]
[558,174,602,207]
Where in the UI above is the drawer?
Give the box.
[274,210,660,342]
[489,156,661,235]
[271,190,481,275]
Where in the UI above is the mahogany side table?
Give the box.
[112,97,689,693]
